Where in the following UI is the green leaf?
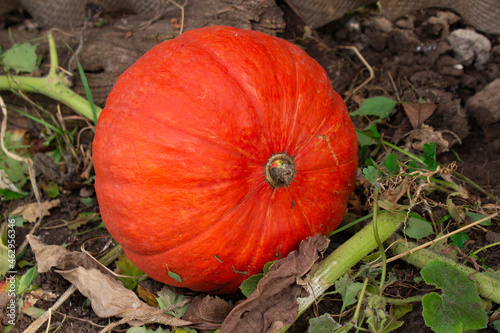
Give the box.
[0,131,30,191]
[308,313,341,332]
[79,197,94,207]
[0,188,28,201]
[41,182,60,198]
[22,306,45,319]
[0,243,10,276]
[156,286,189,318]
[449,232,469,249]
[17,265,39,294]
[491,319,500,332]
[240,273,264,297]
[401,214,434,240]
[335,274,364,312]
[421,142,438,171]
[114,252,145,290]
[350,97,398,119]
[8,215,27,227]
[357,131,376,148]
[166,266,182,283]
[363,166,378,184]
[384,152,399,174]
[466,212,491,226]
[421,261,488,333]
[1,42,39,74]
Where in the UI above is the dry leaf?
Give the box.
[10,199,60,223]
[27,236,192,327]
[183,295,233,329]
[403,102,436,128]
[380,179,409,203]
[220,234,329,333]
[404,124,452,153]
[137,285,159,307]
[27,235,69,272]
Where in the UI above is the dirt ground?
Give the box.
[1,1,499,332]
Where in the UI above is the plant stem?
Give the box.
[278,211,406,332]
[0,33,101,121]
[451,170,500,203]
[389,235,500,304]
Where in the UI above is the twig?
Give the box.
[168,0,188,35]
[336,46,374,98]
[374,213,498,268]
[24,285,77,333]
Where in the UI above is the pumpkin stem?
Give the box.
[265,153,296,188]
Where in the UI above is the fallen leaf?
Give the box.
[10,199,60,223]
[183,295,233,329]
[404,124,452,153]
[220,234,329,333]
[137,284,159,307]
[27,236,69,272]
[27,235,192,327]
[380,179,409,203]
[403,102,436,128]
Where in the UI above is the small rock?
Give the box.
[447,29,491,67]
[466,78,500,141]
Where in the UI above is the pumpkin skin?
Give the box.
[93,25,358,294]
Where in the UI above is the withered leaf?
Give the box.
[27,235,69,272]
[403,102,436,129]
[220,234,330,333]
[27,235,192,327]
[183,295,233,329]
[10,199,60,223]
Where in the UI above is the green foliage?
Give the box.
[402,214,434,240]
[466,211,491,226]
[351,97,399,119]
[156,286,189,318]
[1,42,39,74]
[240,273,263,297]
[421,261,488,333]
[17,265,39,294]
[335,274,363,312]
[384,152,399,175]
[41,182,60,198]
[421,143,438,171]
[240,261,274,297]
[114,252,145,290]
[308,313,341,332]
[363,166,378,184]
[0,131,30,200]
[449,232,468,249]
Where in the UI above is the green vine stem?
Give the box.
[0,33,101,121]
[278,211,406,332]
[358,129,500,203]
[390,235,500,304]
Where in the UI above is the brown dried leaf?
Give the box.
[28,236,192,327]
[183,295,233,329]
[220,234,329,333]
[10,199,60,223]
[403,102,436,128]
[27,235,69,272]
[137,284,159,307]
[380,179,409,203]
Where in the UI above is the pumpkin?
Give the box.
[93,25,358,294]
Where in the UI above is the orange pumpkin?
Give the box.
[93,26,358,293]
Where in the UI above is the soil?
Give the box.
[1,1,499,333]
